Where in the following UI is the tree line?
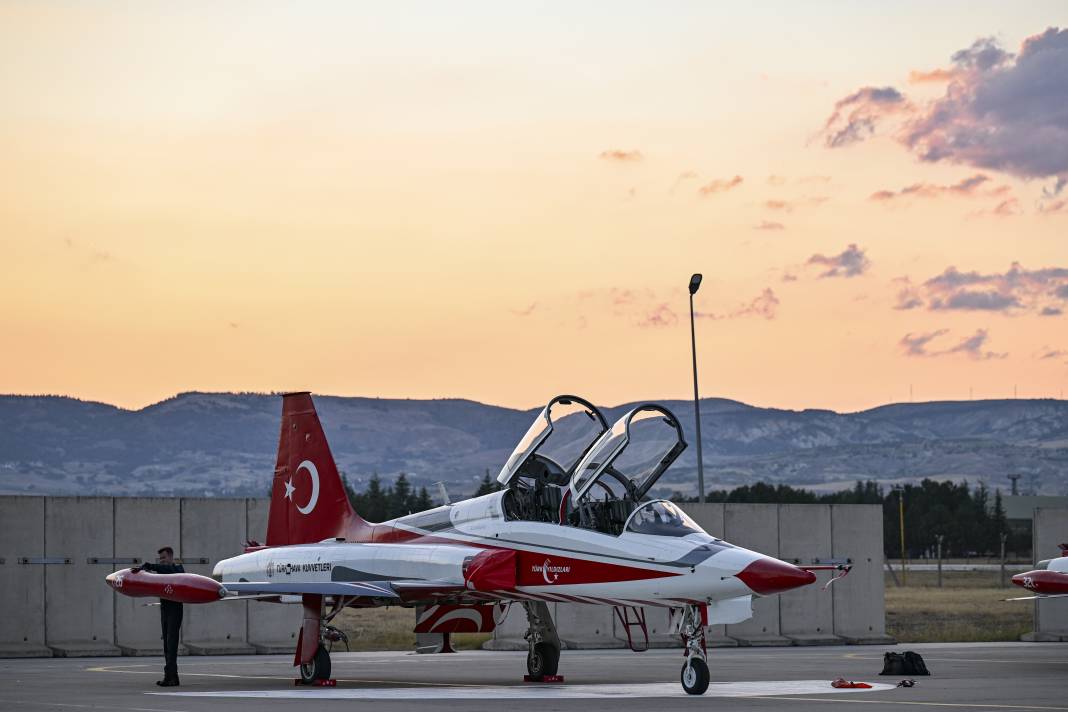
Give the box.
[672,479,1026,558]
[340,473,1027,558]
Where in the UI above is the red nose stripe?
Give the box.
[736,559,817,595]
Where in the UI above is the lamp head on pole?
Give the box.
[688,273,703,295]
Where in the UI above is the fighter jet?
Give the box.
[1006,544,1068,601]
[106,392,846,695]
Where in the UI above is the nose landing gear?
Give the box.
[676,603,710,695]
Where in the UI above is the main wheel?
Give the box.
[299,645,332,684]
[526,642,560,680]
[681,658,709,695]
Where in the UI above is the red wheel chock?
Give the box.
[523,675,564,683]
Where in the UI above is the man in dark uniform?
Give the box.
[136,546,184,686]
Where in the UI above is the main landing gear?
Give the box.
[676,604,710,695]
[296,595,350,685]
[522,601,562,681]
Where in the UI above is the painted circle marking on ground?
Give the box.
[149,679,896,699]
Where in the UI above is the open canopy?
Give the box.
[569,404,687,502]
[496,395,608,487]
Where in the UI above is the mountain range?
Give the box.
[0,392,1066,498]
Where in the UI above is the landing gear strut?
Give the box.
[522,601,561,681]
[296,595,351,685]
[677,604,710,695]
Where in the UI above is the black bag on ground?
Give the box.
[904,651,930,675]
[880,651,930,676]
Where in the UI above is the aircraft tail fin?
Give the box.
[266,392,369,545]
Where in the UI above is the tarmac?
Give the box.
[0,642,1066,712]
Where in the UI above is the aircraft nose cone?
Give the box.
[1011,573,1026,588]
[735,558,816,595]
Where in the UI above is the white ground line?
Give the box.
[149,679,896,699]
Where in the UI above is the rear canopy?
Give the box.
[569,404,687,502]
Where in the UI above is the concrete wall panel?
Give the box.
[245,498,299,652]
[1032,508,1068,640]
[0,497,49,656]
[778,504,836,643]
[180,498,253,653]
[557,602,618,648]
[45,497,118,654]
[113,498,181,654]
[723,503,785,643]
[684,503,725,539]
[831,504,888,641]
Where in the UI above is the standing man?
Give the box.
[138,546,184,686]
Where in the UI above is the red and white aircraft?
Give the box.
[106,392,846,695]
[1007,545,1068,601]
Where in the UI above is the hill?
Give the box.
[0,393,1065,497]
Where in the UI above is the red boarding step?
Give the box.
[294,679,337,687]
[524,675,564,683]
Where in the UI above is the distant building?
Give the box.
[1000,496,1068,523]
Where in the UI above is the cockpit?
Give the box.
[498,395,691,536]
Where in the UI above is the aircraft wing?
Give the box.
[221,581,399,598]
[1003,593,1068,601]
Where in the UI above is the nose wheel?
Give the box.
[675,603,710,695]
[681,658,710,695]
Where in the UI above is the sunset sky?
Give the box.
[2,2,1066,413]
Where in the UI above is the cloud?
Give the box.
[754,220,785,231]
[638,303,679,328]
[510,303,538,317]
[898,262,1068,315]
[1038,347,1068,359]
[908,68,960,84]
[869,174,992,201]
[599,149,643,162]
[765,199,792,212]
[820,86,909,148]
[945,329,1008,360]
[767,175,787,186]
[900,328,1006,359]
[806,243,871,278]
[697,175,743,196]
[900,329,949,356]
[670,171,698,193]
[695,288,780,321]
[823,29,1068,188]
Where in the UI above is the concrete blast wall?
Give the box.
[1025,508,1068,642]
[0,496,296,658]
[490,502,890,649]
[0,497,888,656]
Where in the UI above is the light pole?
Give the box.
[893,485,907,586]
[688,273,705,503]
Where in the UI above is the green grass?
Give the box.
[884,570,1033,643]
[332,606,490,652]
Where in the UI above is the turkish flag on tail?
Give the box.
[266,393,367,546]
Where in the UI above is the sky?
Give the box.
[1,1,1067,413]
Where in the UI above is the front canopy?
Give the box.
[569,404,687,502]
[496,395,608,486]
